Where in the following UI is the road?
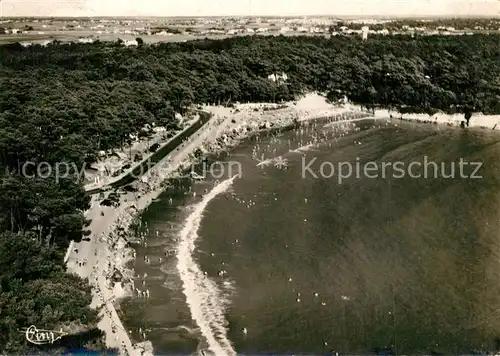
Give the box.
[85,112,211,194]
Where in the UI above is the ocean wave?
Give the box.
[289,143,316,153]
[176,175,239,356]
[255,157,275,167]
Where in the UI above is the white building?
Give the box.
[309,27,324,33]
[124,39,138,47]
[175,113,183,123]
[362,26,369,40]
[268,72,288,83]
[78,38,94,43]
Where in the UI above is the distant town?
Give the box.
[1,16,500,46]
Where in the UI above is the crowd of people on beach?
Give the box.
[83,204,151,356]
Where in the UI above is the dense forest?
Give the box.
[0,33,499,352]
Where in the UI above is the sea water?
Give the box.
[122,119,500,355]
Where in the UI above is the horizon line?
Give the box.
[2,14,500,19]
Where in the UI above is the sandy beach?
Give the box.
[372,108,500,130]
[64,92,500,355]
[66,111,228,355]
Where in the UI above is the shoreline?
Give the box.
[65,110,227,356]
[371,108,500,130]
[67,93,500,355]
[69,94,367,355]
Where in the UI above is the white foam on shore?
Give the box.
[290,143,316,153]
[176,175,239,356]
[256,157,275,167]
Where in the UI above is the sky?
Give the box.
[1,0,499,17]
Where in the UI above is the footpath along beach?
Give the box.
[64,93,500,355]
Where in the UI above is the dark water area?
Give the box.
[123,119,500,355]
